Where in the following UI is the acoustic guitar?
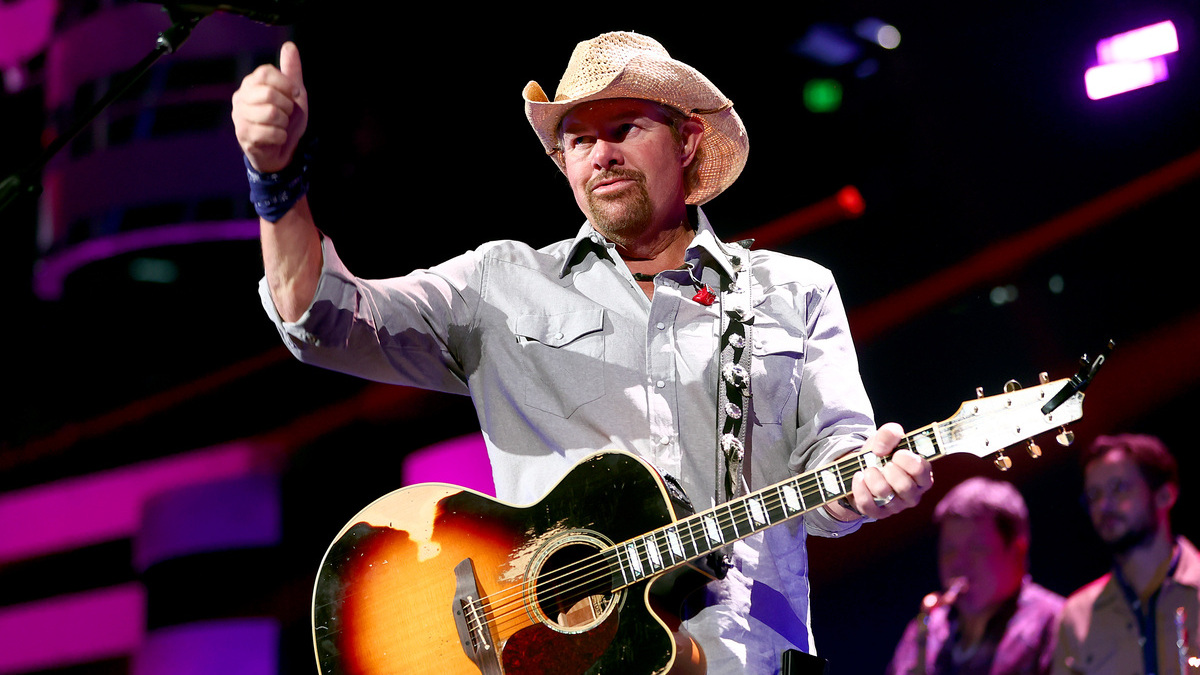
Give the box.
[312,368,1096,674]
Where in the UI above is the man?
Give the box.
[886,477,1063,675]
[232,32,934,673]
[1054,434,1199,674]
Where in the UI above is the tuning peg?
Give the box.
[976,387,984,399]
[1004,380,1022,393]
[1056,426,1075,446]
[1038,372,1049,384]
[994,451,1013,471]
[1026,440,1042,459]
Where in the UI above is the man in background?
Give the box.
[888,477,1063,674]
[1054,434,1199,674]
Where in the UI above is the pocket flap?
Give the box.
[514,309,605,347]
[753,331,806,357]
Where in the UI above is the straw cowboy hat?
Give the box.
[523,31,749,206]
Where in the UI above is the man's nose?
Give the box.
[591,138,623,168]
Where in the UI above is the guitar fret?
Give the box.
[726,503,742,537]
[814,471,828,502]
[719,510,740,543]
[702,514,724,545]
[913,428,939,459]
[682,518,700,558]
[747,495,769,527]
[765,489,789,522]
[779,483,803,513]
[625,542,645,578]
[644,534,663,571]
[804,479,825,508]
[834,462,851,497]
[608,547,631,587]
[665,527,684,562]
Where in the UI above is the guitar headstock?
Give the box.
[938,374,1084,470]
[934,342,1110,470]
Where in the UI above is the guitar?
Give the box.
[312,372,1093,675]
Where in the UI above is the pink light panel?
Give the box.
[0,441,274,565]
[1085,57,1170,100]
[1097,20,1179,64]
[1086,20,1179,100]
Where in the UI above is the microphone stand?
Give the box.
[0,7,209,218]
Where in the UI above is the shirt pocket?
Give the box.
[750,327,805,425]
[513,309,606,418]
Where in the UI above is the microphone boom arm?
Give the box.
[0,7,209,217]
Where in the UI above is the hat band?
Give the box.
[691,101,734,115]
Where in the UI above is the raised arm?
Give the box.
[232,41,320,322]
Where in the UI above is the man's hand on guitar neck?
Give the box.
[827,422,934,522]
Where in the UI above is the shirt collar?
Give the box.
[558,206,744,280]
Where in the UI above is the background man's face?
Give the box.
[938,514,1026,616]
[1084,449,1158,553]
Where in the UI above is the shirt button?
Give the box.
[554,332,564,340]
[656,380,666,388]
[658,435,671,445]
[656,322,666,330]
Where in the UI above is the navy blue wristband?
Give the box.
[245,138,312,222]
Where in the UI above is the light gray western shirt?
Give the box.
[260,208,877,673]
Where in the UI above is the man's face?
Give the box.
[1084,449,1158,553]
[559,99,699,243]
[938,514,1026,616]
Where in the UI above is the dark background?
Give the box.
[2,2,1198,672]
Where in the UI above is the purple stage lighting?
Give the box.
[1086,57,1170,100]
[1097,20,1179,64]
[1086,20,1179,100]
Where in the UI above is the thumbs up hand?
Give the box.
[232,41,309,173]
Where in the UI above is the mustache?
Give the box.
[587,168,646,192]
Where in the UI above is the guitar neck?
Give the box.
[602,425,941,590]
[603,380,1085,591]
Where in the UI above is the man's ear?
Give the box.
[1155,482,1178,511]
[679,117,704,168]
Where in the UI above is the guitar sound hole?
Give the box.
[533,540,617,633]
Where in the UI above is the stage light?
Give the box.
[989,285,1019,306]
[793,24,861,66]
[1086,20,1179,100]
[803,78,843,113]
[129,257,179,284]
[855,18,901,50]
[1085,57,1169,100]
[1097,20,1178,64]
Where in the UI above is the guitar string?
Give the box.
[467,419,972,633]
[462,441,908,634]
[466,409,1052,635]
[463,421,953,634]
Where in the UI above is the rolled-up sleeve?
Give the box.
[787,275,876,537]
[259,235,479,395]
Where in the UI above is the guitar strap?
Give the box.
[715,238,754,506]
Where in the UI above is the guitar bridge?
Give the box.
[453,558,501,675]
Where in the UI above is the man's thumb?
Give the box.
[279,41,304,92]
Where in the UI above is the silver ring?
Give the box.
[873,492,896,508]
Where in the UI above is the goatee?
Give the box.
[585,168,653,245]
[1103,520,1155,554]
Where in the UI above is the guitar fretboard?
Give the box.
[603,426,944,590]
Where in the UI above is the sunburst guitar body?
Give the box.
[312,452,682,675]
